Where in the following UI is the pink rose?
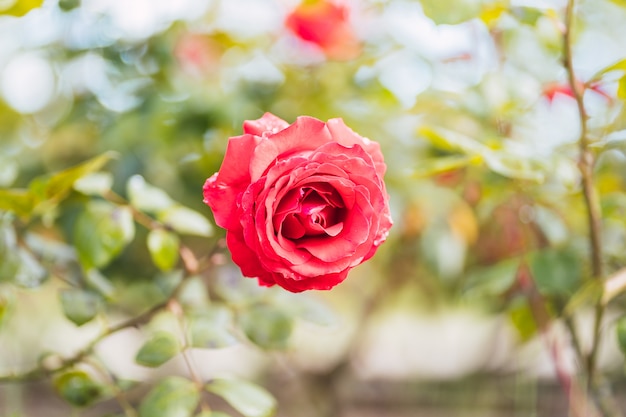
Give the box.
[203,113,392,292]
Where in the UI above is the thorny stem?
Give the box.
[562,2,623,417]
[563,0,605,386]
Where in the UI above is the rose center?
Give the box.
[274,185,345,240]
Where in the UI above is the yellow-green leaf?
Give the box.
[147,229,180,271]
[207,379,276,417]
[29,151,117,211]
[0,0,44,16]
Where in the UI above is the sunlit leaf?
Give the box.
[508,299,538,342]
[54,370,102,407]
[418,126,487,155]
[127,175,174,213]
[411,155,481,179]
[73,172,114,196]
[59,288,101,326]
[207,379,276,417]
[0,189,34,218]
[139,377,199,417]
[483,151,545,182]
[29,152,117,209]
[0,0,44,16]
[238,304,293,350]
[159,206,213,237]
[135,332,179,367]
[74,201,135,269]
[147,229,180,271]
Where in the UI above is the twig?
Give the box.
[563,0,605,386]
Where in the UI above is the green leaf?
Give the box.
[529,248,582,298]
[465,258,519,297]
[188,306,239,349]
[419,126,487,155]
[29,152,117,208]
[195,412,232,417]
[139,377,199,417]
[127,175,175,213]
[147,229,180,271]
[135,332,179,367]
[58,0,80,11]
[54,370,102,407]
[74,201,135,269]
[73,172,114,196]
[0,189,34,218]
[419,127,544,182]
[238,304,293,350]
[510,6,544,26]
[207,379,276,417]
[158,206,213,237]
[59,289,101,326]
[508,299,538,342]
[0,0,44,16]
[616,316,626,355]
[420,0,482,24]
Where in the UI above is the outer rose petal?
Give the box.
[249,116,332,181]
[203,134,261,229]
[243,112,289,137]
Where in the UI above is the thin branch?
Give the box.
[563,0,605,385]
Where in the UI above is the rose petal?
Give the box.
[249,116,332,181]
[203,134,261,229]
[326,118,386,175]
[243,112,289,137]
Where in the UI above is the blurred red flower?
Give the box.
[285,0,361,60]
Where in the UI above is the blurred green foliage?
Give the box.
[1,0,626,416]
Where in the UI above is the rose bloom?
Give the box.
[203,113,392,292]
[285,0,361,60]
